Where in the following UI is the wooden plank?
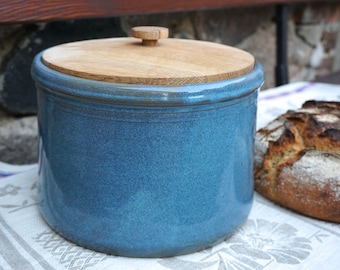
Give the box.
[0,0,328,24]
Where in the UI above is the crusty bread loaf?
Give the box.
[254,100,340,223]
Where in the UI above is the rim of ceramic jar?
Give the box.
[32,51,264,107]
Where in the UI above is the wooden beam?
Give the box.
[0,0,328,24]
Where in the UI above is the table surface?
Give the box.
[0,82,339,270]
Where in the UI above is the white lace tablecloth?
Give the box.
[1,82,339,270]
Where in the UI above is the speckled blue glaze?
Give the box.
[32,52,264,258]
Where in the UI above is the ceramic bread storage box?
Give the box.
[31,26,264,257]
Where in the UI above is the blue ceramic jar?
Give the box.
[32,30,264,258]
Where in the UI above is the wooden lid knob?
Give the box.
[131,26,169,46]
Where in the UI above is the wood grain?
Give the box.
[42,37,255,86]
[0,0,329,24]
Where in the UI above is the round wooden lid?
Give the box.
[42,26,255,86]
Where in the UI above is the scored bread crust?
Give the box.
[254,100,340,223]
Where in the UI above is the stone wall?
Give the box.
[1,2,340,164]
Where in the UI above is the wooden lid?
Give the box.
[42,26,255,86]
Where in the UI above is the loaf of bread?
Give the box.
[254,100,340,223]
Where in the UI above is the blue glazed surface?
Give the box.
[32,52,264,257]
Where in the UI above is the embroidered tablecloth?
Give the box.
[0,82,339,270]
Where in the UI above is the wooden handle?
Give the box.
[131,26,169,46]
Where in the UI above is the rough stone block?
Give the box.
[322,29,339,53]
[316,56,335,78]
[122,6,274,46]
[0,113,38,164]
[294,3,340,24]
[296,23,324,47]
[191,6,274,46]
[323,3,340,23]
[0,18,125,115]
